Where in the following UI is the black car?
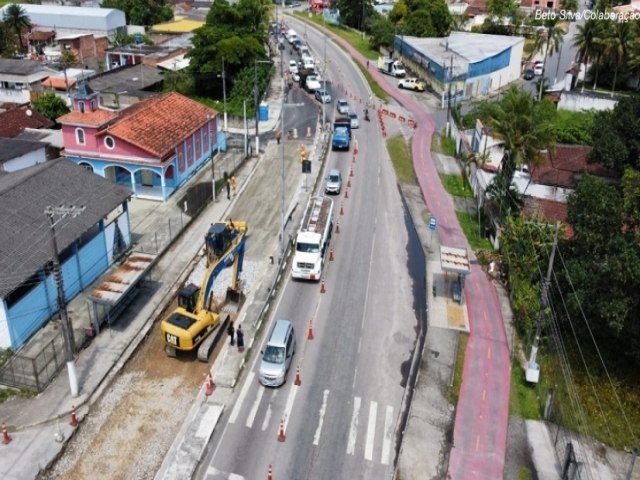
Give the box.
[523,69,535,80]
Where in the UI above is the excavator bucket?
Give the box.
[223,288,245,314]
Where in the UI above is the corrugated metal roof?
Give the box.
[0,158,131,298]
[0,4,126,32]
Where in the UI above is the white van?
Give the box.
[258,320,296,387]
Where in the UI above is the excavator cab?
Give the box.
[177,284,200,313]
[206,222,238,265]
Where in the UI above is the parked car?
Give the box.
[533,61,544,76]
[523,68,535,80]
[289,60,298,74]
[398,77,426,92]
[315,88,332,104]
[325,169,342,194]
[336,99,349,115]
[348,111,359,129]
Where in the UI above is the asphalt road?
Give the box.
[195,17,418,480]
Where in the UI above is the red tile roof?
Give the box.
[99,92,218,157]
[522,197,574,238]
[43,77,76,91]
[532,144,615,188]
[466,0,488,16]
[0,105,54,138]
[58,109,118,127]
[28,30,55,41]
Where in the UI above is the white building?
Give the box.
[0,4,126,41]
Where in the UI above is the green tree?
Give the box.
[621,167,640,235]
[589,96,640,173]
[32,92,70,123]
[100,0,173,27]
[163,69,194,95]
[0,21,16,57]
[369,15,395,50]
[573,19,607,92]
[2,3,30,52]
[489,87,556,182]
[604,20,633,96]
[486,0,517,19]
[332,0,375,31]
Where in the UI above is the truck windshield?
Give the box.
[264,346,285,364]
[297,242,320,253]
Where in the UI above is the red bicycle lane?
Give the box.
[329,38,511,479]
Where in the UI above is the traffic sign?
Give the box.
[429,216,437,231]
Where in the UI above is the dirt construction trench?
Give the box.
[38,317,211,480]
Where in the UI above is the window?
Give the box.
[76,128,85,145]
[78,101,85,113]
[104,136,115,149]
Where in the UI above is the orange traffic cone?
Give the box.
[2,423,10,445]
[294,366,302,386]
[329,248,334,261]
[344,189,349,199]
[320,279,326,294]
[347,178,351,188]
[350,168,354,177]
[205,373,215,396]
[336,221,340,234]
[70,405,78,427]
[277,418,286,442]
[307,319,314,340]
[352,153,356,163]
[340,203,344,215]
[268,465,273,480]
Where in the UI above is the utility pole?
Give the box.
[208,115,215,202]
[322,37,327,131]
[243,99,248,156]
[254,60,259,156]
[45,204,86,397]
[526,221,560,384]
[446,56,453,137]
[221,58,227,132]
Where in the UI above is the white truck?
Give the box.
[291,196,334,280]
[378,56,406,77]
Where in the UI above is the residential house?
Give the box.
[0,158,131,350]
[519,0,561,14]
[86,64,164,109]
[0,59,50,104]
[0,137,48,173]
[0,104,54,138]
[59,83,221,201]
[396,32,524,105]
[105,43,190,71]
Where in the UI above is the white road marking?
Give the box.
[283,380,299,430]
[365,401,377,461]
[346,396,361,455]
[229,371,254,424]
[313,389,330,445]
[246,386,264,428]
[381,405,393,465]
[261,403,272,431]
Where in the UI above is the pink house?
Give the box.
[59,82,220,201]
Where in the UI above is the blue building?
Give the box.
[395,32,525,106]
[0,159,131,350]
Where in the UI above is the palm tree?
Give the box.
[605,21,634,96]
[489,87,556,184]
[534,17,567,100]
[573,19,605,92]
[0,21,16,57]
[2,4,30,52]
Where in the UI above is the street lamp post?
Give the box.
[45,204,86,397]
[446,56,454,137]
[208,115,215,202]
[220,59,228,132]
[254,59,273,156]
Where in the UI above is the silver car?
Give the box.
[325,168,342,194]
[259,320,296,387]
[336,99,349,115]
[348,111,359,129]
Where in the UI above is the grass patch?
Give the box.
[518,466,534,480]
[448,332,469,406]
[509,361,543,419]
[387,135,417,185]
[439,174,473,199]
[0,387,35,404]
[455,211,493,251]
[431,133,456,157]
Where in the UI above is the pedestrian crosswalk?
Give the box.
[228,386,395,466]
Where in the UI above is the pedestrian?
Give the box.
[366,59,369,69]
[226,320,235,346]
[276,130,282,145]
[226,178,231,200]
[230,176,237,196]
[236,324,245,352]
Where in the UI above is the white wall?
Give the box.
[0,302,10,349]
[2,148,47,173]
[558,91,617,112]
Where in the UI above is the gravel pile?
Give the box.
[187,258,265,302]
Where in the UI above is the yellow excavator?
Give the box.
[161,220,248,358]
